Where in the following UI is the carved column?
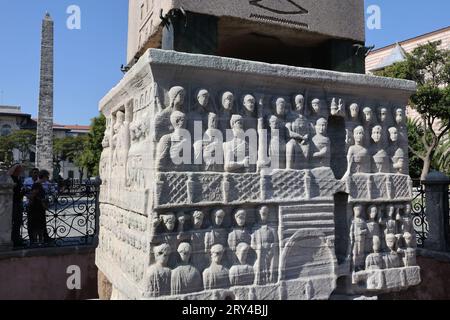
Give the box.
[422,171,450,252]
[0,171,14,251]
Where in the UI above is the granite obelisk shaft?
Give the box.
[36,13,54,176]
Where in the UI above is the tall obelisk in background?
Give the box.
[36,13,54,177]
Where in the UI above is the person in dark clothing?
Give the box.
[27,183,47,245]
[7,164,24,247]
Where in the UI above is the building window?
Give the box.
[1,124,12,136]
[68,170,74,179]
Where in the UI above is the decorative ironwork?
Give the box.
[411,180,428,247]
[19,182,99,248]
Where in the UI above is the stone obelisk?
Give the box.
[36,13,54,177]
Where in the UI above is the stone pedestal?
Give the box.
[96,49,419,300]
[0,171,14,251]
[423,171,450,252]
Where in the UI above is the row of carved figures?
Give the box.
[350,203,417,274]
[147,206,278,297]
[102,86,408,176]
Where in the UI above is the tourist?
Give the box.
[7,164,25,247]
[23,168,39,191]
[27,183,47,245]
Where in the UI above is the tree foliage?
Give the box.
[376,41,450,179]
[79,113,106,177]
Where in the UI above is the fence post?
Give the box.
[422,171,450,252]
[0,170,15,251]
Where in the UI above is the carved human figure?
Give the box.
[365,236,384,270]
[176,212,190,242]
[203,244,230,290]
[171,242,203,295]
[371,125,389,173]
[286,115,311,170]
[229,242,255,287]
[365,205,381,254]
[154,86,186,141]
[384,234,401,268]
[345,103,360,150]
[219,91,235,134]
[342,126,370,178]
[292,94,305,117]
[191,210,208,272]
[398,233,417,267]
[402,203,416,241]
[156,111,191,172]
[268,115,287,169]
[384,204,397,236]
[241,94,257,132]
[330,98,345,117]
[112,111,127,168]
[310,98,327,122]
[223,115,252,173]
[378,107,390,144]
[394,108,408,146]
[146,243,171,297]
[362,107,375,146]
[251,206,278,285]
[189,89,211,143]
[228,209,251,264]
[158,213,178,268]
[350,204,368,271]
[205,209,228,254]
[193,113,223,171]
[388,127,406,173]
[312,118,331,168]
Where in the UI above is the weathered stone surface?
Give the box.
[127,0,365,64]
[36,13,54,176]
[96,49,419,300]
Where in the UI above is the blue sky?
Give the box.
[0,0,449,126]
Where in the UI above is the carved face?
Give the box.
[234,210,246,227]
[379,108,388,122]
[396,109,404,124]
[311,99,320,114]
[163,214,176,232]
[243,95,256,113]
[330,99,338,116]
[350,104,359,119]
[387,205,395,218]
[371,126,382,143]
[173,91,185,109]
[315,119,327,135]
[231,117,244,131]
[259,206,269,223]
[353,205,363,218]
[208,113,217,129]
[386,235,396,251]
[177,212,187,226]
[213,210,225,227]
[276,98,286,116]
[177,243,192,263]
[369,206,378,219]
[295,95,304,112]
[353,127,365,144]
[171,112,186,130]
[197,89,210,108]
[404,233,414,248]
[389,127,398,142]
[154,244,170,265]
[222,92,234,111]
[269,116,279,130]
[193,211,204,229]
[363,108,373,123]
[405,203,412,215]
[210,245,224,264]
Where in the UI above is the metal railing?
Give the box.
[18,182,100,249]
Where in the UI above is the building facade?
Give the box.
[0,105,89,180]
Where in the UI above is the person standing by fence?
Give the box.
[7,164,24,247]
[27,183,47,245]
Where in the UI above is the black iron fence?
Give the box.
[19,182,100,248]
[411,181,428,247]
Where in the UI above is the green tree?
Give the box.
[0,135,14,167]
[80,114,106,177]
[376,41,450,180]
[9,130,36,165]
[53,135,87,179]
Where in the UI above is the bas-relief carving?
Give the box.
[98,66,417,299]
